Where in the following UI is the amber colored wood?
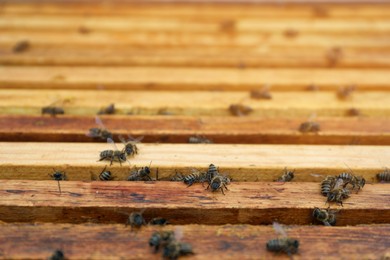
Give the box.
[0,67,389,91]
[0,115,389,145]
[0,89,389,117]
[0,142,388,182]
[0,181,389,225]
[2,46,390,68]
[0,223,389,259]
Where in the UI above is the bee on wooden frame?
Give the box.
[49,169,67,194]
[206,175,230,195]
[312,207,338,226]
[250,85,272,100]
[127,161,156,181]
[86,116,113,141]
[125,210,147,230]
[299,121,320,133]
[327,187,350,206]
[98,137,127,166]
[229,104,253,117]
[337,85,356,100]
[41,100,65,117]
[162,227,194,259]
[149,230,175,252]
[183,168,205,187]
[119,135,143,157]
[337,172,365,193]
[276,168,295,182]
[148,217,169,226]
[326,46,343,67]
[188,135,213,144]
[266,222,299,256]
[12,40,30,53]
[170,171,185,182]
[92,166,115,181]
[48,249,65,260]
[97,103,115,115]
[377,168,390,182]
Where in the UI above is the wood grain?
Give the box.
[0,142,388,181]
[0,181,389,225]
[0,115,389,145]
[0,223,389,259]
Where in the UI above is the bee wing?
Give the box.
[107,137,120,151]
[273,222,288,238]
[310,173,323,178]
[127,135,144,143]
[95,116,107,130]
[174,227,183,241]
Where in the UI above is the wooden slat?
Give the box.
[2,46,390,68]
[0,69,389,91]
[0,89,388,117]
[2,4,390,18]
[0,180,389,225]
[0,115,389,145]
[0,142,388,181]
[0,223,389,259]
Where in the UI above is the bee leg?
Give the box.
[223,184,229,190]
[156,168,159,181]
[146,175,153,181]
[57,180,62,194]
[205,183,210,190]
[220,188,225,195]
[323,221,331,226]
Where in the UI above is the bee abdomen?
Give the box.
[377,172,390,182]
[99,171,113,181]
[184,173,201,186]
[337,172,353,181]
[266,239,284,252]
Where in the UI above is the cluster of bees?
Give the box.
[171,164,231,195]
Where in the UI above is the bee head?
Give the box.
[144,167,151,174]
[211,181,220,190]
[119,153,127,161]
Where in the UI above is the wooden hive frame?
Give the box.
[0,0,389,259]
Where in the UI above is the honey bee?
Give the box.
[41,106,64,116]
[127,162,154,181]
[312,207,337,226]
[149,231,175,252]
[346,108,360,116]
[207,175,230,195]
[337,172,365,192]
[183,169,205,187]
[377,168,390,182]
[126,210,146,229]
[98,137,127,166]
[163,241,194,260]
[148,217,169,226]
[170,171,184,182]
[87,116,113,141]
[250,85,272,100]
[276,168,295,182]
[48,249,65,260]
[119,135,143,157]
[229,104,253,116]
[266,222,299,256]
[299,121,320,133]
[92,166,114,181]
[327,187,350,206]
[13,40,30,53]
[321,176,336,196]
[98,103,115,115]
[188,135,213,144]
[326,46,343,66]
[49,169,67,194]
[202,164,219,185]
[337,85,356,100]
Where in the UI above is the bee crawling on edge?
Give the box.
[98,137,127,166]
[41,99,65,117]
[313,207,338,226]
[377,168,390,182]
[49,169,67,194]
[125,209,147,230]
[276,168,295,182]
[266,222,299,257]
[127,161,157,181]
[86,116,113,141]
[92,166,115,181]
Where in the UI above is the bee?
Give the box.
[87,116,113,141]
[313,207,337,226]
[188,135,213,144]
[326,46,343,67]
[163,241,194,260]
[98,137,127,166]
[337,172,365,192]
[346,108,360,116]
[126,210,146,229]
[149,217,169,226]
[207,175,230,195]
[127,162,154,181]
[41,106,65,116]
[48,249,65,260]
[306,84,320,91]
[299,121,320,133]
[78,26,91,34]
[119,135,143,157]
[13,40,30,53]
[203,164,219,184]
[327,188,350,206]
[170,171,184,182]
[276,168,295,182]
[337,85,356,100]
[98,103,115,115]
[250,85,272,100]
[149,231,175,252]
[183,169,205,187]
[49,169,67,194]
[229,104,253,117]
[321,176,336,196]
[377,168,390,182]
[266,222,299,256]
[92,166,114,181]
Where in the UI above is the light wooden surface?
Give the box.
[0,223,389,259]
[0,142,388,181]
[0,67,389,91]
[0,89,389,117]
[1,115,389,145]
[0,181,389,225]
